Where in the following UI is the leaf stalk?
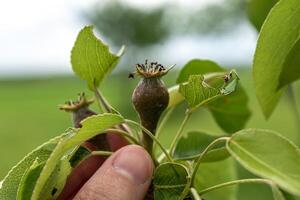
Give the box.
[169,113,191,156]
[198,178,272,195]
[190,187,202,200]
[125,119,173,162]
[191,137,230,183]
[153,107,175,157]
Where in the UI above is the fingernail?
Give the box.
[113,145,153,185]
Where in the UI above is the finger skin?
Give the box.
[106,132,129,151]
[58,133,129,199]
[74,145,153,200]
[57,154,105,200]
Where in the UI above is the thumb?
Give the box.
[74,145,154,200]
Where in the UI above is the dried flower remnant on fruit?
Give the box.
[59,92,95,128]
[129,59,175,79]
[59,93,110,150]
[131,60,174,152]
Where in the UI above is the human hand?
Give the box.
[58,134,154,200]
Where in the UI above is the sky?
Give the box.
[0,0,257,77]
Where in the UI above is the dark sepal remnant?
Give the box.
[129,60,175,79]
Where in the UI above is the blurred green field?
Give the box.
[0,69,299,199]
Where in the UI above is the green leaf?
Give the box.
[271,184,286,200]
[17,160,45,200]
[0,136,61,200]
[69,146,91,167]
[172,59,251,133]
[194,158,237,200]
[37,157,72,200]
[179,75,219,111]
[176,59,224,84]
[179,71,239,113]
[173,131,229,162]
[278,39,300,88]
[32,113,124,200]
[71,26,125,89]
[227,129,300,196]
[220,74,239,95]
[207,85,251,133]
[253,0,300,118]
[16,159,70,200]
[282,190,298,200]
[153,162,190,200]
[246,0,278,31]
[170,59,225,109]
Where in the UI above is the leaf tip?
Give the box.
[117,45,126,57]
